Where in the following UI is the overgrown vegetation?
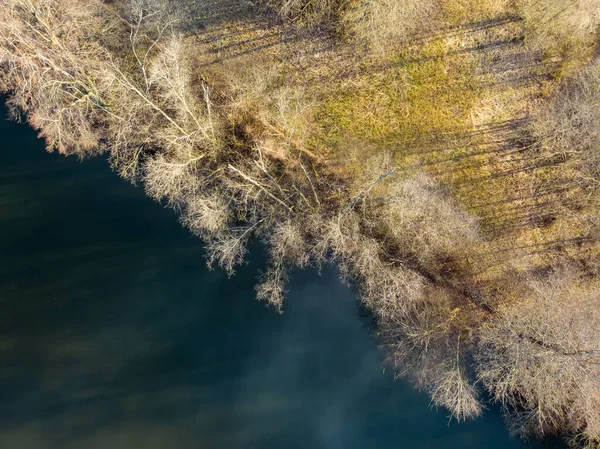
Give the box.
[1,0,599,447]
[517,0,600,58]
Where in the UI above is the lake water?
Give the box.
[0,98,556,448]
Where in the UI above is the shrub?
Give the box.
[375,171,480,270]
[182,193,231,236]
[265,0,346,24]
[342,0,442,54]
[517,0,600,55]
[351,153,480,275]
[532,58,600,185]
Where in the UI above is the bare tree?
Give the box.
[256,220,310,310]
[127,0,176,93]
[380,286,483,421]
[0,0,116,154]
[477,269,600,444]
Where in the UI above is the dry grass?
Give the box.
[341,0,509,54]
[342,0,443,54]
[265,0,345,24]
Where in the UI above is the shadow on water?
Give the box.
[0,98,564,448]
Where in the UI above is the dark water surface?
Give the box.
[0,100,550,448]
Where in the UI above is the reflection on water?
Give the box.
[0,100,553,448]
